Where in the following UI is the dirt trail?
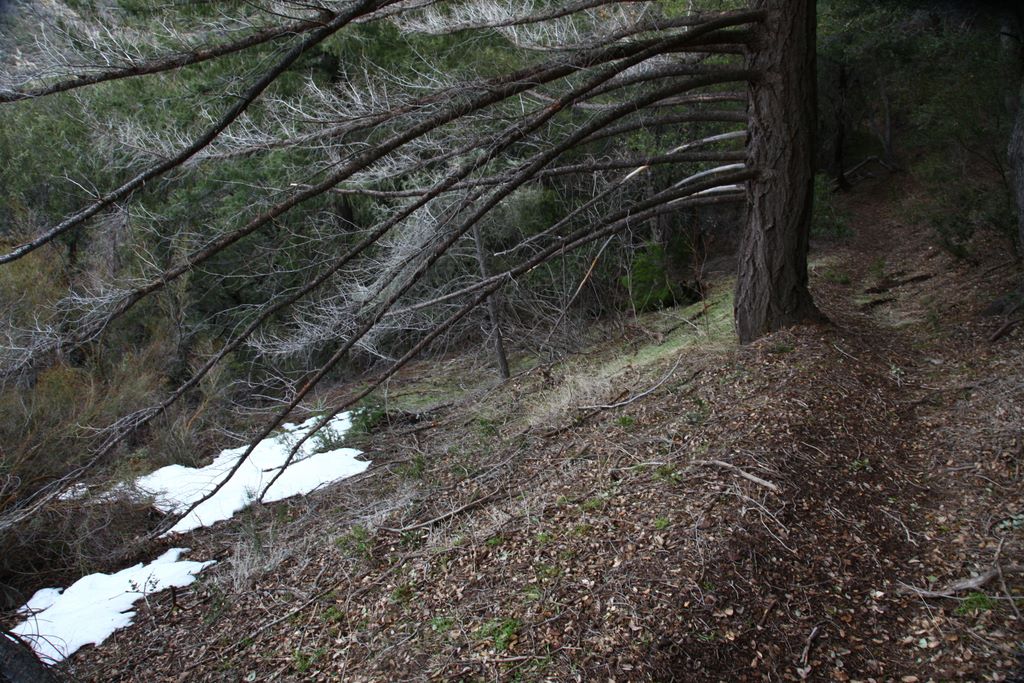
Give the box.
[64,177,1024,682]
[710,177,1024,681]
[643,177,1024,680]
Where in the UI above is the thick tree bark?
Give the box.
[1,632,60,683]
[735,0,824,343]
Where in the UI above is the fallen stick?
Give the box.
[995,539,1023,620]
[380,489,501,534]
[799,624,822,667]
[899,564,1024,597]
[693,458,780,492]
[580,365,700,411]
[990,317,1022,343]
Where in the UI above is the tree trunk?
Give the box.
[1011,82,1024,254]
[735,0,824,343]
[877,83,895,165]
[1005,8,1024,255]
[471,224,510,380]
[1,632,60,683]
[833,63,851,190]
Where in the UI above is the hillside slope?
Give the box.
[65,176,1024,681]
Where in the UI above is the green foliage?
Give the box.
[615,415,636,428]
[322,605,344,623]
[684,397,710,425]
[311,423,348,454]
[341,401,389,450]
[654,464,682,484]
[820,1,1014,252]
[811,174,851,238]
[821,267,852,285]
[292,647,325,673]
[351,401,388,435]
[335,525,373,560]
[663,0,745,16]
[475,417,500,438]
[535,562,561,580]
[522,585,543,601]
[390,583,414,605]
[867,257,887,281]
[570,523,592,537]
[0,96,110,236]
[202,583,230,627]
[475,618,521,652]
[910,157,1016,258]
[621,240,698,313]
[848,457,871,473]
[955,591,996,616]
[430,615,454,634]
[397,454,427,479]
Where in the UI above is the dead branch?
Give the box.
[380,489,502,534]
[0,13,337,104]
[899,564,1024,598]
[693,459,780,492]
[579,364,701,411]
[0,0,388,266]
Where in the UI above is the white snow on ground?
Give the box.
[16,587,63,615]
[12,414,367,662]
[13,548,214,662]
[135,413,368,534]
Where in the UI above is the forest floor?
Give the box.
[64,174,1024,682]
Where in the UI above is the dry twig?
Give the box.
[899,564,1024,598]
[693,458,780,492]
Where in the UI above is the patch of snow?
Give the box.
[58,481,139,504]
[16,587,63,615]
[57,483,88,500]
[12,548,214,662]
[135,413,368,534]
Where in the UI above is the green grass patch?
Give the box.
[322,605,344,623]
[570,523,592,537]
[390,583,414,605]
[475,417,500,437]
[335,525,373,560]
[534,562,561,580]
[475,618,521,652]
[397,453,427,479]
[430,615,454,634]
[292,647,325,673]
[956,591,995,615]
[655,464,682,484]
[821,267,852,285]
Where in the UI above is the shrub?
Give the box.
[621,240,699,313]
[811,173,851,238]
[933,184,1015,259]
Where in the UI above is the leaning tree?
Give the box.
[0,0,819,533]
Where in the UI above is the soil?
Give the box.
[54,174,1024,681]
